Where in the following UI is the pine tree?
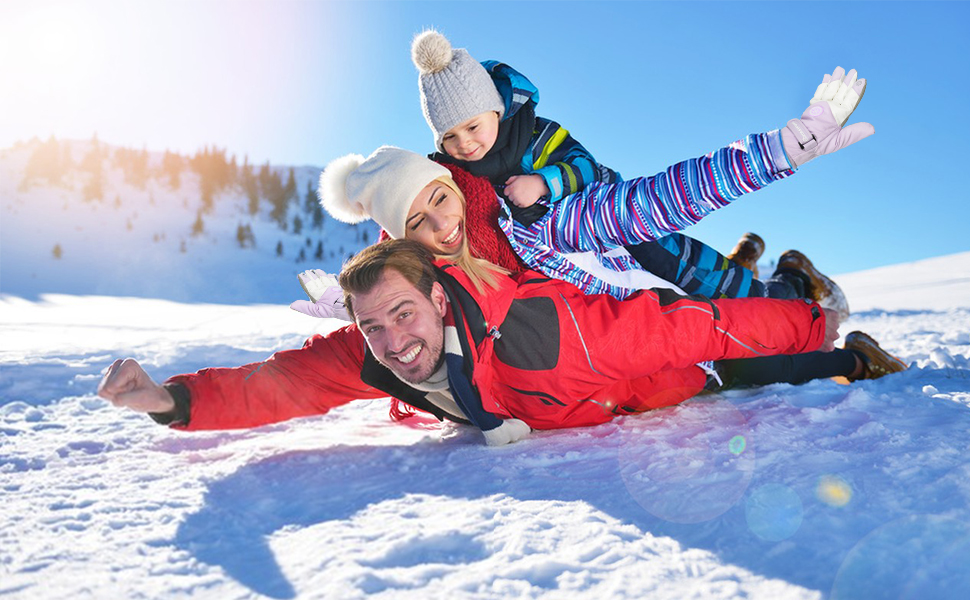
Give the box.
[113,146,148,188]
[293,215,303,236]
[314,240,323,260]
[312,204,324,230]
[266,170,288,229]
[22,135,69,188]
[284,168,298,205]
[161,150,183,190]
[276,241,284,257]
[241,158,259,216]
[303,180,317,213]
[235,223,255,248]
[81,134,105,202]
[192,211,204,236]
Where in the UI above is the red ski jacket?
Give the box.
[163,262,826,432]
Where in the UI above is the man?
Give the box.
[99,239,838,446]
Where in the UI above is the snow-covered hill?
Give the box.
[2,248,969,599]
[0,138,379,304]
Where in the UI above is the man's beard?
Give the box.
[382,335,445,385]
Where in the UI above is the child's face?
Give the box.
[440,111,500,162]
[405,181,466,255]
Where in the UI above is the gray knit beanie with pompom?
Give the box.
[411,30,504,151]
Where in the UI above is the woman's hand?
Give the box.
[290,270,352,321]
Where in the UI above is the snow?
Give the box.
[3,142,970,599]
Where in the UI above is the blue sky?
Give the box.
[2,0,968,274]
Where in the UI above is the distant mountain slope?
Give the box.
[835,251,970,312]
[0,137,378,304]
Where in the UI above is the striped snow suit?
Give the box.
[482,61,788,299]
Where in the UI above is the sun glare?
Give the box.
[1,2,104,141]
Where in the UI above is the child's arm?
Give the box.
[528,117,619,203]
[528,67,872,253]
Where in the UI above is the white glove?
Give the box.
[482,418,531,446]
[298,269,337,302]
[781,66,874,168]
[289,270,352,321]
[810,66,866,126]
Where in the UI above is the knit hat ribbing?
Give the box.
[411,30,504,151]
[318,146,450,240]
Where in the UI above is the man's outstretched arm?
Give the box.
[98,325,388,431]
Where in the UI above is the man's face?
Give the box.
[352,269,447,384]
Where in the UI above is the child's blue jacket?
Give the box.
[483,60,619,202]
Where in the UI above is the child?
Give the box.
[410,30,847,313]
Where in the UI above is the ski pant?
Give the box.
[713,348,858,390]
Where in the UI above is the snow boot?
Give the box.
[776,250,850,321]
[726,232,765,279]
[844,331,908,380]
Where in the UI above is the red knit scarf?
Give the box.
[378,163,525,274]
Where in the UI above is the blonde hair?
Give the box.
[425,176,508,293]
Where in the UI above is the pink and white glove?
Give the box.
[289,269,352,321]
[781,66,874,168]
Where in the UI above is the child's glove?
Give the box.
[781,66,874,168]
[289,270,352,321]
[482,418,531,446]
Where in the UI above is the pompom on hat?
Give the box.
[318,146,450,240]
[411,29,504,151]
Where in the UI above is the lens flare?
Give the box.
[618,401,755,524]
[745,483,804,541]
[817,475,852,507]
[832,516,970,600]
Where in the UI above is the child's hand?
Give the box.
[781,66,873,168]
[504,174,549,208]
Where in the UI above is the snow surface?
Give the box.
[2,259,970,600]
[3,141,970,599]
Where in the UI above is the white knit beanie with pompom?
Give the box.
[318,146,450,240]
[411,29,504,151]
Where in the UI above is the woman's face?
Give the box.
[404,181,465,255]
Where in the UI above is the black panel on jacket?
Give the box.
[494,297,560,371]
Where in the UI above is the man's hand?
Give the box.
[97,358,175,414]
[482,418,531,446]
[820,307,841,353]
[503,174,549,208]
